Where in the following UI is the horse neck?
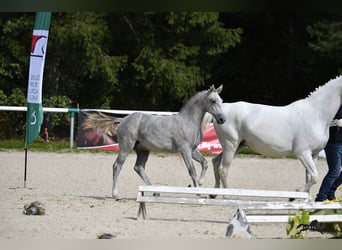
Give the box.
[179,91,208,127]
[179,107,206,124]
[305,78,342,122]
[179,104,206,129]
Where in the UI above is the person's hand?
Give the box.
[330,119,342,127]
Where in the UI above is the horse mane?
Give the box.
[82,112,120,136]
[305,75,342,100]
[201,112,213,133]
[179,90,208,114]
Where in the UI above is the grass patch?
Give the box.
[0,138,73,152]
[0,138,114,154]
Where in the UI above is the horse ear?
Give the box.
[209,85,215,92]
[216,85,223,94]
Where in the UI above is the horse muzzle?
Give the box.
[215,114,226,124]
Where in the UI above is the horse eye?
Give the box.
[211,100,216,104]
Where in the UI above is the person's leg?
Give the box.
[327,144,342,200]
[328,171,342,200]
[316,144,342,201]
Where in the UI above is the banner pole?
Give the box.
[24,145,28,188]
[69,111,75,149]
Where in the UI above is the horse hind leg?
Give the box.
[133,148,161,196]
[296,150,319,201]
[133,149,160,196]
[133,148,152,184]
[112,150,130,199]
[112,134,136,199]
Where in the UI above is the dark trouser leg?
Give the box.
[316,144,342,201]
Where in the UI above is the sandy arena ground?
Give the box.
[0,150,339,239]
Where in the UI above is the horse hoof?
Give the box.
[209,194,217,199]
[289,198,295,202]
[98,233,115,239]
[112,190,119,199]
[197,194,207,198]
[112,194,122,201]
[198,180,204,186]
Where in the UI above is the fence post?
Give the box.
[68,108,79,149]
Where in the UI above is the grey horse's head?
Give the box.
[206,85,226,124]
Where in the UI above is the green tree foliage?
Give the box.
[45,12,128,108]
[130,12,242,110]
[0,13,33,95]
[0,12,241,137]
[43,95,72,137]
[307,20,342,72]
[0,88,26,139]
[211,13,342,105]
[0,90,7,104]
[1,12,342,139]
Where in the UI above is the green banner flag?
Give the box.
[25,12,51,145]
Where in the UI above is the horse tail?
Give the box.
[82,112,120,137]
[201,112,213,133]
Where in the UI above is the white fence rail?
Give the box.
[136,185,342,223]
[0,106,177,148]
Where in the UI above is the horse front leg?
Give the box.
[181,149,199,188]
[213,141,241,191]
[212,152,223,188]
[219,150,234,188]
[210,152,223,199]
[210,150,235,199]
[192,148,208,186]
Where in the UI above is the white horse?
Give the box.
[212,76,342,200]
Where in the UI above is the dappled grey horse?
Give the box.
[112,85,226,199]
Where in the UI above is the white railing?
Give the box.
[0,106,176,148]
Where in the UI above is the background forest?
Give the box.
[0,12,341,139]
